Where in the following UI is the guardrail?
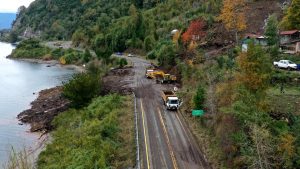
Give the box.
[133,92,140,169]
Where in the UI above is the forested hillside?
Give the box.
[12,0,223,55]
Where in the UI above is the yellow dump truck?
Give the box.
[161,90,181,110]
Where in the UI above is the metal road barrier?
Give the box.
[133,92,140,169]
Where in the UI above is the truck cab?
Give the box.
[161,90,182,110]
[166,97,181,110]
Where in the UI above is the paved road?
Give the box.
[124,56,211,169]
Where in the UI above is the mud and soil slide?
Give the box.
[119,55,211,169]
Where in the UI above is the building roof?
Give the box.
[280,30,299,35]
[244,33,265,39]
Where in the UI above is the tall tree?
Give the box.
[182,19,206,44]
[264,14,279,46]
[281,0,300,29]
[194,85,206,110]
[218,0,247,43]
[249,124,275,169]
[134,0,144,8]
[236,43,271,94]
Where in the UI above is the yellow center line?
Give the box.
[141,100,150,169]
[157,108,179,169]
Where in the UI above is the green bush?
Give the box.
[10,39,50,58]
[63,73,101,108]
[50,48,65,60]
[83,49,92,63]
[194,85,206,110]
[61,50,84,64]
[119,58,128,68]
[147,50,156,60]
[144,35,155,51]
[216,56,225,69]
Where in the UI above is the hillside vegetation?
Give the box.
[12,0,222,53]
[9,0,300,168]
[38,94,135,169]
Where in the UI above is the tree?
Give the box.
[156,41,177,68]
[9,31,18,43]
[218,0,247,43]
[236,43,271,94]
[281,0,300,30]
[83,49,92,63]
[182,19,206,44]
[249,125,275,169]
[264,15,279,46]
[63,73,101,108]
[17,6,26,16]
[278,133,296,168]
[135,0,144,8]
[194,85,206,110]
[119,58,128,68]
[129,4,138,19]
[144,35,155,51]
[72,29,87,47]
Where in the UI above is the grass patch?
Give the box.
[3,147,34,169]
[37,94,135,169]
[267,86,300,115]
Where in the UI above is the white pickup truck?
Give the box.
[273,60,297,70]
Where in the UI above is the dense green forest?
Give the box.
[9,0,300,168]
[12,0,222,61]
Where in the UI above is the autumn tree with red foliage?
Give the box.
[182,19,206,44]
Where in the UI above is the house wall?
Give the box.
[296,42,300,53]
[280,35,290,44]
[258,39,267,46]
[242,44,248,52]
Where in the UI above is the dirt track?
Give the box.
[118,55,211,169]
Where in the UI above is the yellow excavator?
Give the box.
[155,73,177,84]
[145,68,177,83]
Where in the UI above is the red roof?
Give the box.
[280,30,299,35]
[244,33,260,38]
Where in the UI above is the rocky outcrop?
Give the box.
[18,86,70,132]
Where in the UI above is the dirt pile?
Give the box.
[18,87,70,132]
[102,67,134,95]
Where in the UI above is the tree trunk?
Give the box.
[235,30,239,45]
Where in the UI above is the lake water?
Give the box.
[0,42,75,165]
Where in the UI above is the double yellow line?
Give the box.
[141,101,150,169]
[157,108,179,169]
[140,100,179,169]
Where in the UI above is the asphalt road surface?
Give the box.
[123,55,211,169]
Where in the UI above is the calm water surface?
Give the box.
[0,42,75,165]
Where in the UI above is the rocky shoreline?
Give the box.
[17,86,70,132]
[17,66,135,134]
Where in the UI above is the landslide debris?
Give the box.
[17,87,70,132]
